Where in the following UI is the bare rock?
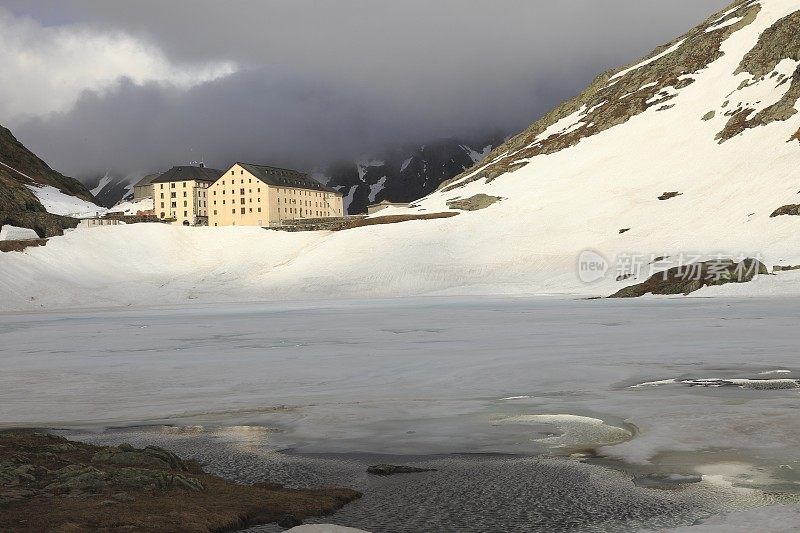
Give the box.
[446,194,502,211]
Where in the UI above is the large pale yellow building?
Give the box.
[152,165,224,226]
[208,163,345,227]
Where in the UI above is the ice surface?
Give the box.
[656,504,800,532]
[2,296,799,494]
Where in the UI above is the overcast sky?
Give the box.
[0,0,731,178]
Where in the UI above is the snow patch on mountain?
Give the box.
[368,176,387,202]
[26,184,106,218]
[90,173,113,196]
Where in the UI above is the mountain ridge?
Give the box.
[3,0,800,308]
[0,124,100,236]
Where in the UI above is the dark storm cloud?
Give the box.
[6,0,732,177]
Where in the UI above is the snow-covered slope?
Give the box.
[3,0,800,310]
[25,184,107,218]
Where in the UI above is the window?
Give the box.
[183,201,187,207]
[223,200,226,205]
[240,170,243,175]
[171,183,175,188]
[183,182,186,188]
[160,184,164,189]
[213,210,217,215]
[249,208,252,213]
[240,188,245,195]
[171,202,176,208]
[232,209,235,214]
[213,190,216,195]
[240,198,245,205]
[160,202,164,208]
[160,193,164,199]
[213,200,216,205]
[240,208,246,214]
[160,212,165,217]
[257,207,261,212]
[231,170,234,175]
[184,211,187,217]
[171,192,176,198]
[183,191,187,197]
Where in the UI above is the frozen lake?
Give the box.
[2,296,799,530]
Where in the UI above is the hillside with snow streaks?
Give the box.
[3,0,800,310]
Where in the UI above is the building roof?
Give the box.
[132,173,158,188]
[151,165,224,184]
[236,162,340,194]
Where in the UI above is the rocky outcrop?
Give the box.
[446,194,503,211]
[657,191,682,201]
[0,124,96,236]
[0,239,48,253]
[609,258,769,298]
[717,12,800,142]
[0,432,361,532]
[0,211,79,238]
[770,204,800,217]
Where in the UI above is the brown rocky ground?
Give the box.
[0,431,360,532]
[609,258,769,298]
[0,239,48,253]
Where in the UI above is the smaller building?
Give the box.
[366,200,410,215]
[152,165,224,226]
[132,173,158,201]
[78,218,125,229]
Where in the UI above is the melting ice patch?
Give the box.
[632,377,800,390]
[498,414,633,449]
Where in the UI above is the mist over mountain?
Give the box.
[2,1,730,183]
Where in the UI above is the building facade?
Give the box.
[151,165,223,226]
[208,163,344,227]
[132,173,157,201]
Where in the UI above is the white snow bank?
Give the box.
[0,225,39,241]
[111,197,154,215]
[25,184,104,218]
